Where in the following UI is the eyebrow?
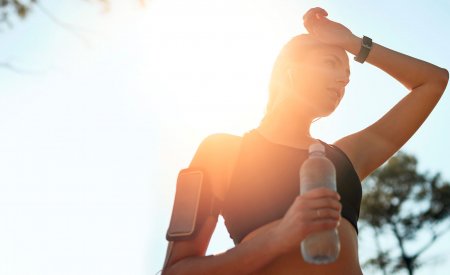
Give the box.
[325,54,351,76]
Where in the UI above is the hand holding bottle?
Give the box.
[269,188,341,255]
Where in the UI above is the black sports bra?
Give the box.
[221,129,362,245]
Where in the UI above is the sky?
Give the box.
[1,0,449,274]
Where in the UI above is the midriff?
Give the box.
[240,218,363,275]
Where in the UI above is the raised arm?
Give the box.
[340,36,448,180]
[304,8,449,180]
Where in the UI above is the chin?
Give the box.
[312,103,337,118]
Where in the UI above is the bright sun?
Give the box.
[142,0,313,138]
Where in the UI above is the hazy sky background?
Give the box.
[1,0,449,274]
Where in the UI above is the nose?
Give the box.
[336,74,350,87]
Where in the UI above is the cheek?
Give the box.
[297,68,329,97]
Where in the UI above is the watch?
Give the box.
[354,36,372,64]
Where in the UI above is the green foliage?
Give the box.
[361,151,450,275]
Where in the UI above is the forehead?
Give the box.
[281,37,351,72]
[308,46,349,66]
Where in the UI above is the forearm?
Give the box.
[164,229,283,275]
[344,34,448,91]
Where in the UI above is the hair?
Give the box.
[264,34,325,118]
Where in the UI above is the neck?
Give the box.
[257,105,316,149]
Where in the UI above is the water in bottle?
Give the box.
[299,142,340,264]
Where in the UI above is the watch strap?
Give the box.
[354,36,372,64]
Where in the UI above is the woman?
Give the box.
[162,7,448,275]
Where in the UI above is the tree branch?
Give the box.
[391,222,415,275]
[0,60,46,74]
[391,222,407,257]
[412,223,450,259]
[34,2,93,47]
[374,228,389,275]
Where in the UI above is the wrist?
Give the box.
[343,34,362,56]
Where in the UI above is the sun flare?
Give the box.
[143,1,317,138]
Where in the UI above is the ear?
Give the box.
[287,68,293,80]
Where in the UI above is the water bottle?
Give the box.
[299,142,340,264]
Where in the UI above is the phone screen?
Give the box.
[167,171,203,237]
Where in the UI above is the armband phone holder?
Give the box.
[166,168,217,241]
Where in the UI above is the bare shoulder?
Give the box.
[333,134,366,181]
[334,130,390,181]
[190,133,243,200]
[164,133,243,267]
[194,133,242,154]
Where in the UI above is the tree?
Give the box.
[1,1,104,72]
[1,0,36,26]
[360,151,450,275]
[0,1,114,30]
[1,0,146,72]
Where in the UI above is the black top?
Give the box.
[221,129,362,245]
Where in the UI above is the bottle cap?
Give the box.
[308,142,325,154]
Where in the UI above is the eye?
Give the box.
[324,59,336,67]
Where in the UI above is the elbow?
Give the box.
[441,68,449,90]
[161,267,173,275]
[435,67,449,93]
[420,67,450,94]
[410,67,449,92]
[162,264,178,275]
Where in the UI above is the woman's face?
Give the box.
[286,45,350,118]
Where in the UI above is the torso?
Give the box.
[211,132,363,274]
[241,218,362,275]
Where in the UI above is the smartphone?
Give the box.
[166,170,204,240]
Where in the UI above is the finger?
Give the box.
[303,7,327,20]
[303,198,342,212]
[303,17,315,32]
[304,219,339,236]
[301,188,341,200]
[303,7,329,34]
[294,196,342,213]
[317,7,328,17]
[296,208,341,222]
[311,208,341,221]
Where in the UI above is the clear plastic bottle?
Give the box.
[299,142,340,264]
